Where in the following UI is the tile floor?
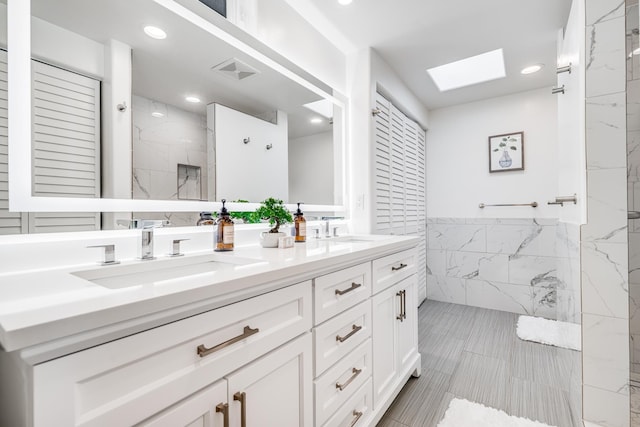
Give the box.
[377,300,582,427]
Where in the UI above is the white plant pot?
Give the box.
[260,231,285,248]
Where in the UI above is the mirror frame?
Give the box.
[7,0,347,213]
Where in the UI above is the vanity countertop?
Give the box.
[0,235,417,354]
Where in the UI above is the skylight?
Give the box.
[427,49,506,92]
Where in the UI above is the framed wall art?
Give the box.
[489,132,524,173]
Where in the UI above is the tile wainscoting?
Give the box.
[427,218,581,323]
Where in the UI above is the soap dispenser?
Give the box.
[197,212,215,226]
[215,199,234,252]
[294,202,306,243]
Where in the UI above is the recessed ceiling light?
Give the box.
[521,64,544,75]
[143,26,167,40]
[151,111,164,118]
[310,118,323,124]
[427,48,506,92]
[338,0,353,4]
[185,96,201,103]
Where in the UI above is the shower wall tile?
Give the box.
[586,92,627,170]
[426,218,568,320]
[465,279,532,315]
[582,168,628,243]
[446,251,509,283]
[586,17,627,98]
[586,0,625,25]
[583,314,630,395]
[629,79,640,132]
[427,223,486,252]
[583,385,630,427]
[581,241,629,318]
[426,274,465,305]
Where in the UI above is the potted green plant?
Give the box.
[254,198,293,248]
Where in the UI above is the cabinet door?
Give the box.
[226,333,312,427]
[397,277,418,370]
[138,380,228,427]
[371,283,400,408]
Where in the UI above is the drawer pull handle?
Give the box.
[396,290,406,321]
[391,263,407,271]
[234,392,247,427]
[336,367,363,391]
[215,402,229,427]
[349,410,364,427]
[336,324,362,343]
[335,282,362,296]
[197,326,259,358]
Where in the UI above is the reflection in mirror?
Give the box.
[0,0,344,233]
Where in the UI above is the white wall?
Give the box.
[288,132,333,205]
[426,87,558,218]
[213,104,288,202]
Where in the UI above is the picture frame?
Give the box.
[488,132,524,173]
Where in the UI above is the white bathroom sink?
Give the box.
[72,253,262,289]
[325,235,392,243]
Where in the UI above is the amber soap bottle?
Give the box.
[294,202,306,243]
[215,199,234,251]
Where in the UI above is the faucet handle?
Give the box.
[168,239,189,257]
[87,244,120,266]
[331,225,340,237]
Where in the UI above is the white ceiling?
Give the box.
[300,0,573,109]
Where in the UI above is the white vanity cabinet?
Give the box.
[371,250,419,410]
[31,282,312,427]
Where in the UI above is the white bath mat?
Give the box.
[516,315,581,351]
[437,398,556,427]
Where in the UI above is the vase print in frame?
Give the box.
[489,132,524,173]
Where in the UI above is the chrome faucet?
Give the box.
[321,216,344,238]
[138,227,155,260]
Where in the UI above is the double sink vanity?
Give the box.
[0,232,421,427]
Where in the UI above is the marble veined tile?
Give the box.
[586,0,625,25]
[486,224,555,258]
[446,251,508,283]
[427,224,486,252]
[629,79,640,132]
[465,279,532,316]
[586,17,627,98]
[586,92,627,170]
[583,314,629,395]
[426,250,446,276]
[582,168,628,243]
[508,255,558,287]
[581,241,629,318]
[426,275,465,305]
[583,386,630,427]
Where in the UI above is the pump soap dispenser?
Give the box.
[215,199,234,251]
[294,202,306,243]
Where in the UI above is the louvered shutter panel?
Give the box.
[373,92,392,234]
[389,104,406,235]
[416,127,427,304]
[0,50,27,235]
[403,116,419,235]
[29,60,101,233]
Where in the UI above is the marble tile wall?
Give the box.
[628,0,640,383]
[581,1,630,426]
[131,95,208,227]
[427,218,568,320]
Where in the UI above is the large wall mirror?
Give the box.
[4,0,345,231]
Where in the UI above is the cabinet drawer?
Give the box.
[314,300,371,376]
[314,262,371,325]
[372,249,417,294]
[315,338,372,426]
[33,282,312,427]
[322,378,373,427]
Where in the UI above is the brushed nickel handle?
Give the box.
[402,289,407,320]
[349,410,364,427]
[197,326,259,358]
[391,263,407,271]
[215,403,229,427]
[335,282,362,296]
[336,367,362,391]
[396,291,405,322]
[233,392,247,427]
[336,324,362,343]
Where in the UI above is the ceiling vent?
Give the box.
[212,58,260,81]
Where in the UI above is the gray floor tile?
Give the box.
[448,351,509,411]
[380,300,582,427]
[507,377,574,427]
